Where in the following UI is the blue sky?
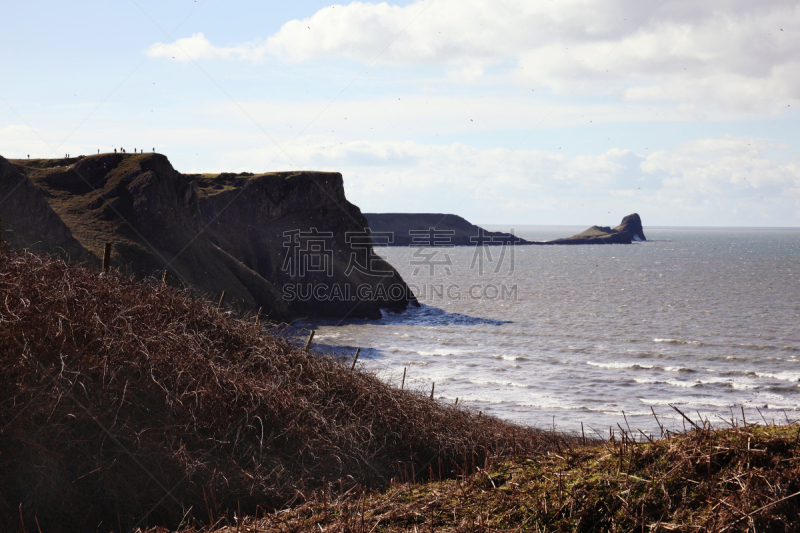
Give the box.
[2,0,799,227]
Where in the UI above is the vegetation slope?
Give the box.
[206,422,800,532]
[0,248,556,533]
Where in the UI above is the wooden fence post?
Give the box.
[217,290,226,310]
[350,348,361,371]
[102,243,111,273]
[304,330,315,352]
[161,269,169,286]
[401,367,406,390]
[430,382,435,400]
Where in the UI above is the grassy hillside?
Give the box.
[211,422,800,532]
[0,248,556,533]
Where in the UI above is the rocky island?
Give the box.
[546,213,646,244]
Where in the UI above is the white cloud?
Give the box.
[0,125,62,159]
[642,135,800,194]
[208,133,800,226]
[151,1,800,111]
[147,33,267,62]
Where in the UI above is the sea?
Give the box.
[303,227,800,438]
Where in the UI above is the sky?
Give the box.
[1,0,799,227]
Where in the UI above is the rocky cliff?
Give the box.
[0,156,95,262]
[364,213,531,246]
[1,153,417,320]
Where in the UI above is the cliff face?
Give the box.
[0,156,94,263]
[3,153,417,320]
[615,213,646,241]
[196,172,416,318]
[364,213,531,246]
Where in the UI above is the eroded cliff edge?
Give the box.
[1,153,417,320]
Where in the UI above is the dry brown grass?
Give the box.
[0,248,563,532]
[202,419,800,532]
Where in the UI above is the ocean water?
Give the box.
[305,227,800,437]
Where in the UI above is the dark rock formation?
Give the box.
[547,213,646,245]
[364,213,531,246]
[615,213,646,241]
[195,171,416,319]
[2,153,417,320]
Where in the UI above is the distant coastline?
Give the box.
[364,212,646,245]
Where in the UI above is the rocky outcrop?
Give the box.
[3,153,417,320]
[547,213,646,245]
[615,213,646,241]
[364,213,531,246]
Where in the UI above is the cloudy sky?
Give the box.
[2,0,799,226]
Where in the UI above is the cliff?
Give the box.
[0,156,95,262]
[2,153,417,320]
[364,213,531,246]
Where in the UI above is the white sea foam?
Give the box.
[493,354,528,362]
[636,377,758,390]
[597,409,655,418]
[467,377,535,389]
[639,397,736,408]
[665,379,699,388]
[587,361,654,370]
[417,348,463,357]
[664,366,694,372]
[755,372,800,382]
[654,338,701,345]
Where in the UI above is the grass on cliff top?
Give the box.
[187,421,800,532]
[0,247,561,533]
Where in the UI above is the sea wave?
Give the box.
[587,361,654,370]
[663,366,695,373]
[417,348,464,357]
[492,354,528,362]
[467,377,536,389]
[755,371,800,382]
[635,377,758,390]
[737,343,800,352]
[654,338,702,346]
[639,397,735,408]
